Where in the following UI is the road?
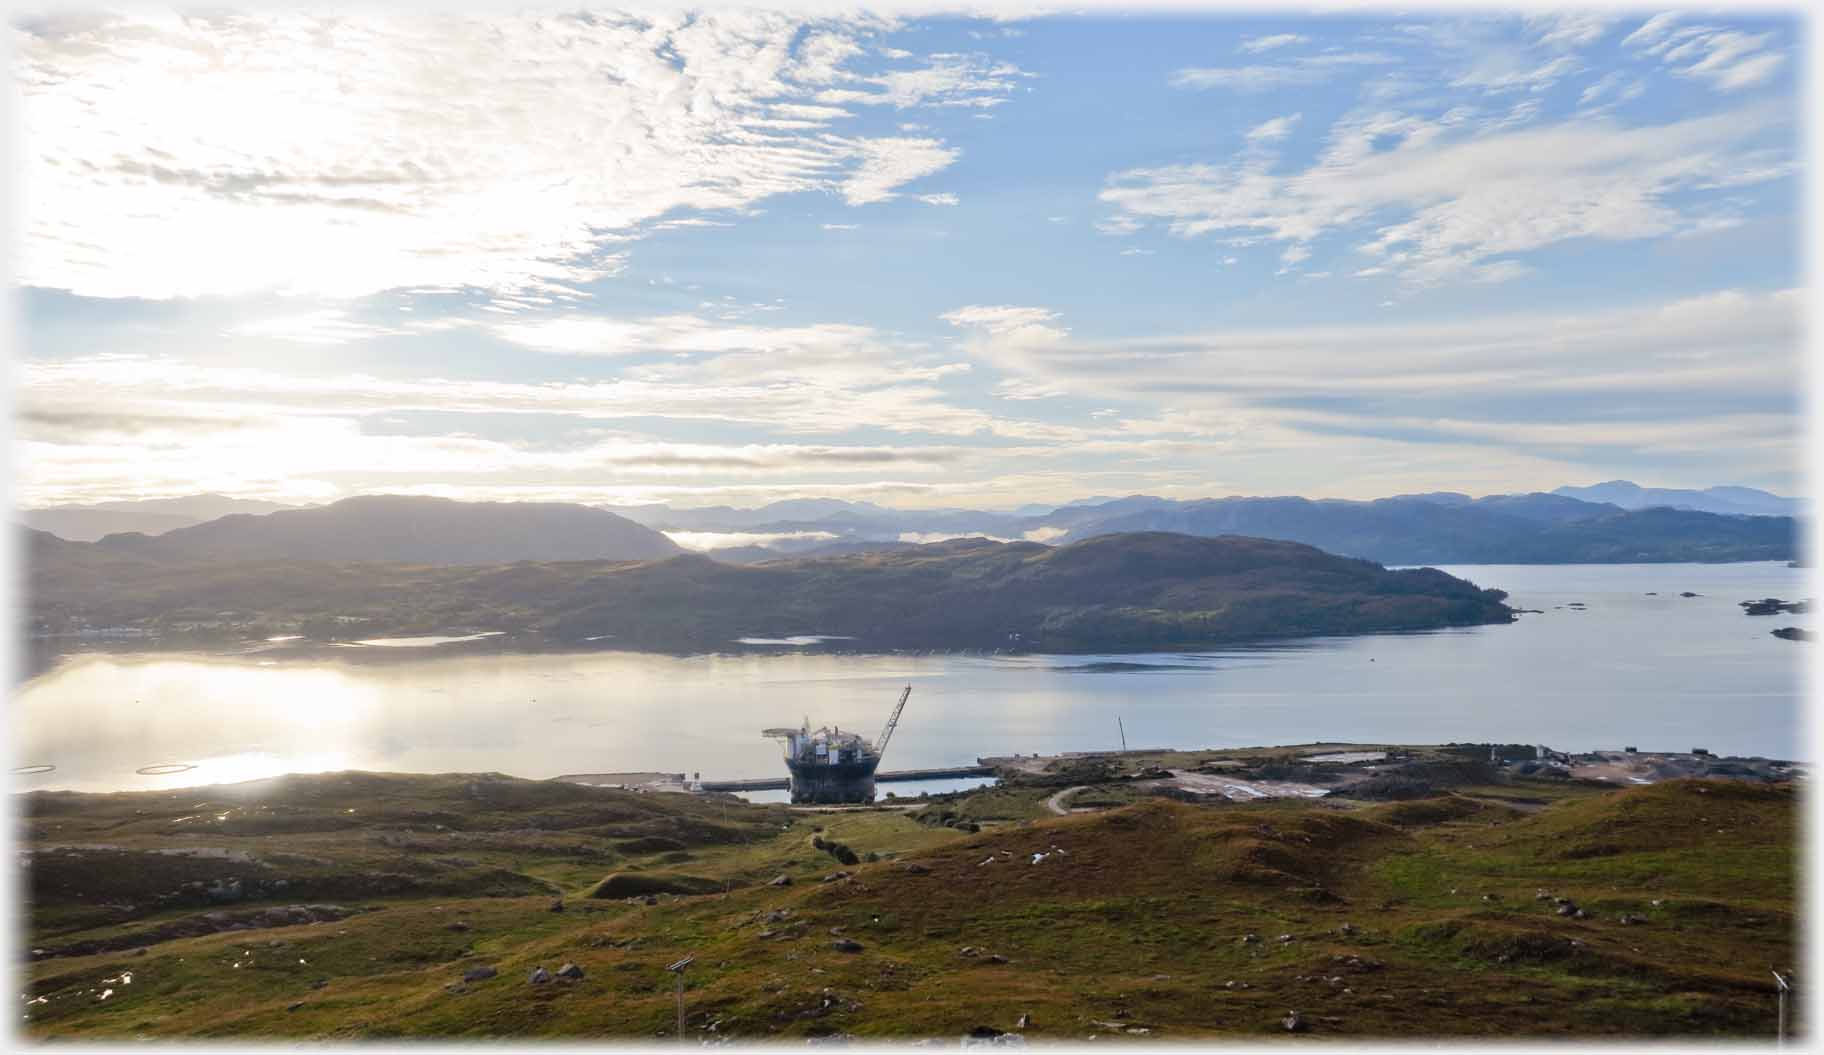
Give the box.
[1045,785,1090,815]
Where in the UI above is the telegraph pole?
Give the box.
[667,955,694,1043]
[1118,716,1127,753]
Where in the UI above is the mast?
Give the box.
[873,684,912,761]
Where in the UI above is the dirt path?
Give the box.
[1045,786,1089,815]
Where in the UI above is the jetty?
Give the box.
[553,764,994,794]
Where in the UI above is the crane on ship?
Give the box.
[874,684,912,761]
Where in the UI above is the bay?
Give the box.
[11,562,1807,794]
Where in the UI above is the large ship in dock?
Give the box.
[763,685,911,804]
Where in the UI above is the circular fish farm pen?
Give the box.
[135,763,197,776]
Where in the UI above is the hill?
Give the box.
[17,764,1794,1040]
[26,531,1512,652]
[92,495,683,565]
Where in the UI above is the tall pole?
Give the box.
[667,955,694,1044]
[1118,716,1127,753]
[1773,969,1790,1048]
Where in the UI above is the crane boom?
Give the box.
[874,684,912,760]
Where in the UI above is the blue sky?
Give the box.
[14,7,1805,510]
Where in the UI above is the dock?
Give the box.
[698,764,994,793]
[553,764,996,795]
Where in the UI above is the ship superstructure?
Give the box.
[763,685,911,804]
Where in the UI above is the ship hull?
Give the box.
[785,757,880,804]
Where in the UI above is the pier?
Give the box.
[554,763,996,795]
[698,764,994,793]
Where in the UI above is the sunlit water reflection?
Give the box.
[12,562,1807,793]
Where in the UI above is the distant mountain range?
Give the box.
[19,494,299,542]
[1550,481,1802,517]
[17,479,1801,567]
[26,530,1514,652]
[87,495,681,565]
[613,485,1800,566]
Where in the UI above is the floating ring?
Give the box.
[11,764,55,775]
[136,763,197,776]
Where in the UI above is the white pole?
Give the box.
[1773,969,1790,1048]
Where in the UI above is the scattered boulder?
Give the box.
[831,939,864,953]
[462,965,497,983]
[556,962,585,980]
[1282,1010,1307,1033]
[902,863,931,875]
[1239,933,1260,945]
[549,899,565,913]
[1016,1012,1032,1030]
[529,966,552,985]
[446,921,471,933]
[768,874,792,887]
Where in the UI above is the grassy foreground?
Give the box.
[17,768,1797,1041]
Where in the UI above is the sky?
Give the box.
[11,5,1808,511]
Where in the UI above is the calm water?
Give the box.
[12,562,1810,794]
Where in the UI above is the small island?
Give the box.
[1740,597,1809,616]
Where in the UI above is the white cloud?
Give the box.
[841,138,959,205]
[1246,114,1301,141]
[1626,21,1786,93]
[224,309,402,346]
[917,192,960,206]
[1171,52,1397,92]
[822,223,861,231]
[1100,104,1791,286]
[1238,33,1307,54]
[816,51,1029,109]
[941,305,1069,346]
[1526,13,1616,51]
[969,288,1799,403]
[492,314,881,358]
[17,12,998,300]
[1451,55,1581,93]
[1621,13,1681,50]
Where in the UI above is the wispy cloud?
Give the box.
[1100,104,1791,286]
[1238,33,1307,54]
[1171,52,1397,92]
[17,12,1014,300]
[1623,15,1786,92]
